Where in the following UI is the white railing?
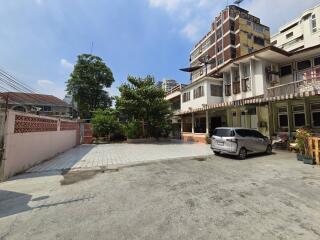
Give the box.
[267,67,320,97]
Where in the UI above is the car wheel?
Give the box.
[214,151,220,155]
[266,145,272,155]
[238,148,247,160]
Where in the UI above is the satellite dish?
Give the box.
[234,0,244,6]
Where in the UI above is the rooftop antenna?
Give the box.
[234,0,244,6]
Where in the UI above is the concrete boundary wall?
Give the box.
[0,110,80,180]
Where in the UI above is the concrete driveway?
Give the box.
[27,141,213,173]
[1,151,320,240]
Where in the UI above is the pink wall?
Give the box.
[2,110,79,179]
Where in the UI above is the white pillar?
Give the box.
[192,113,195,134]
[230,68,234,100]
[206,110,209,135]
[250,59,255,96]
[180,118,183,133]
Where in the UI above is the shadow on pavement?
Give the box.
[0,190,32,218]
[0,189,94,219]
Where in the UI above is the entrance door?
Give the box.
[210,117,222,136]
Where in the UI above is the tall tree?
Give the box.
[66,54,114,118]
[116,75,172,138]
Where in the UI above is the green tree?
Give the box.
[66,54,114,118]
[116,75,172,138]
[91,109,121,140]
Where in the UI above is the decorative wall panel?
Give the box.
[14,115,58,133]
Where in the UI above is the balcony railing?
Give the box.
[165,84,187,96]
[267,67,320,97]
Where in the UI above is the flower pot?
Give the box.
[302,156,314,165]
[296,154,304,161]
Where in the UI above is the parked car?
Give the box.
[211,127,272,159]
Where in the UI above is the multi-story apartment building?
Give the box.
[177,43,320,143]
[271,4,320,52]
[167,5,320,143]
[162,79,178,92]
[187,5,270,83]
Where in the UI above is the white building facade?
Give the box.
[175,44,320,143]
[271,4,320,52]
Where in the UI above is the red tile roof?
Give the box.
[0,92,70,107]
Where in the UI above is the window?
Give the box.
[254,24,264,33]
[217,58,224,66]
[243,63,250,78]
[217,19,222,27]
[286,32,294,39]
[213,128,235,137]
[292,105,305,128]
[194,117,206,133]
[182,92,190,102]
[211,85,223,97]
[231,48,237,58]
[235,129,248,137]
[193,86,204,99]
[250,130,265,139]
[217,45,222,53]
[216,28,222,39]
[230,34,236,45]
[280,65,292,76]
[253,36,265,46]
[230,20,235,31]
[311,14,317,33]
[42,106,52,112]
[246,21,251,26]
[247,33,252,39]
[278,106,288,128]
[297,60,311,71]
[311,103,320,127]
[271,40,277,45]
[314,56,320,66]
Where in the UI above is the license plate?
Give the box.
[217,142,224,146]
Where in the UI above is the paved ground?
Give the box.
[27,141,213,172]
[1,149,320,240]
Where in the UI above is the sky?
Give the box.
[0,0,319,99]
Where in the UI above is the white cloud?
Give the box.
[148,0,183,12]
[36,79,66,98]
[148,0,320,41]
[241,0,320,34]
[60,58,74,70]
[181,20,205,41]
[37,79,54,87]
[148,0,224,41]
[35,0,43,5]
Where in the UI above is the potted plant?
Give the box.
[295,128,314,164]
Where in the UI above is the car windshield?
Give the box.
[213,128,234,137]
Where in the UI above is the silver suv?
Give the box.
[211,127,272,159]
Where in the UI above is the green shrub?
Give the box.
[92,109,121,139]
[123,120,142,139]
[295,127,312,157]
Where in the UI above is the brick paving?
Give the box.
[27,141,212,173]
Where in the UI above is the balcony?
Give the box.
[267,67,320,97]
